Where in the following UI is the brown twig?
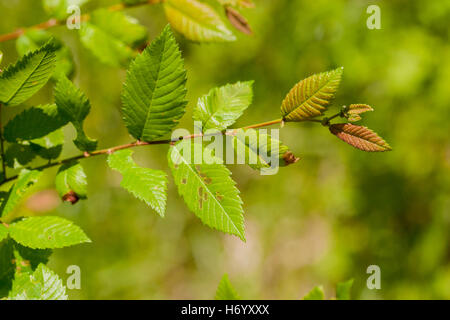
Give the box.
[0,0,162,43]
[0,118,284,186]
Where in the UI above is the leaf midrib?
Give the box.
[3,50,50,105]
[141,38,166,139]
[173,146,242,238]
[284,72,339,119]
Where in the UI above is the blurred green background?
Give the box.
[0,0,449,299]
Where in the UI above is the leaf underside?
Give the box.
[108,149,168,217]
[232,128,295,170]
[329,123,392,152]
[164,0,236,42]
[281,67,343,121]
[194,81,253,131]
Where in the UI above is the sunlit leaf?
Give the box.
[164,0,236,42]
[9,216,91,249]
[16,29,74,79]
[215,274,240,300]
[281,67,343,121]
[108,149,168,217]
[8,264,67,300]
[0,41,56,106]
[347,104,374,115]
[122,25,187,142]
[168,140,245,240]
[345,104,373,122]
[193,81,253,131]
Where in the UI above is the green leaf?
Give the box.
[0,238,52,298]
[0,41,56,106]
[164,0,236,42]
[4,144,36,169]
[122,0,147,4]
[9,216,91,249]
[122,25,187,142]
[43,0,89,19]
[0,240,15,297]
[0,50,3,65]
[4,104,68,142]
[344,104,374,122]
[232,129,299,170]
[347,104,374,115]
[303,286,325,300]
[80,9,147,67]
[8,264,67,300]
[194,81,253,131]
[54,75,97,151]
[13,243,52,271]
[329,123,392,152]
[55,161,88,202]
[215,274,240,300]
[16,29,74,79]
[0,169,42,218]
[281,67,343,121]
[218,0,254,8]
[29,129,64,160]
[0,224,8,242]
[336,279,354,300]
[168,140,245,240]
[108,149,168,217]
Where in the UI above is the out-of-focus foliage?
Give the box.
[0,0,448,299]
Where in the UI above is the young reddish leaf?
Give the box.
[225,7,252,35]
[347,114,362,122]
[329,123,392,152]
[347,104,374,115]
